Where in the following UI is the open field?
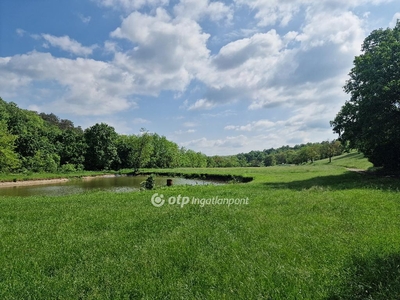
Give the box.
[1,153,400,299]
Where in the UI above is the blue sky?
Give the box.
[0,0,399,155]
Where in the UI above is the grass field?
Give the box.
[1,153,400,299]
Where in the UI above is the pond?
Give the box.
[0,175,222,197]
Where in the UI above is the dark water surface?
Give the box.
[0,175,221,197]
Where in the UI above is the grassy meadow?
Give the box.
[1,153,400,299]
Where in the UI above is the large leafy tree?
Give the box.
[131,129,153,172]
[57,129,86,168]
[84,123,118,170]
[331,21,400,170]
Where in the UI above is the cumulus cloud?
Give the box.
[110,8,210,94]
[42,34,97,56]
[234,0,394,27]
[173,0,233,22]
[0,51,135,115]
[188,99,215,110]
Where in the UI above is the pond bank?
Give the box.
[0,178,69,188]
[0,174,115,188]
[138,171,253,183]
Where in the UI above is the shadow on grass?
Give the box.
[263,171,400,191]
[328,253,400,300]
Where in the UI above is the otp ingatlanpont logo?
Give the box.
[151,193,165,207]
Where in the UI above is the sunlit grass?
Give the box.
[1,153,400,299]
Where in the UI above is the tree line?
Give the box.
[0,98,208,173]
[209,141,343,168]
[0,98,344,173]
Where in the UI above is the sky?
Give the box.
[0,0,399,155]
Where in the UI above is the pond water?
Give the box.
[0,175,222,197]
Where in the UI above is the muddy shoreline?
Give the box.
[0,175,116,188]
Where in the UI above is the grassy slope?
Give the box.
[1,153,400,299]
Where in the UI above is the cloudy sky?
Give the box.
[0,0,399,155]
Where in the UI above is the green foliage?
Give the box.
[236,141,343,167]
[140,174,155,190]
[131,129,153,171]
[0,120,20,172]
[59,163,78,173]
[24,151,60,173]
[57,129,86,166]
[331,21,400,170]
[84,123,119,170]
[148,134,179,168]
[264,154,276,166]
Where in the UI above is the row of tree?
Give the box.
[0,98,208,173]
[208,141,343,168]
[0,98,344,173]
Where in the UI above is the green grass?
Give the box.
[1,153,400,299]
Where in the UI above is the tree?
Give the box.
[84,123,118,170]
[113,134,136,170]
[148,134,179,168]
[57,129,86,168]
[131,129,153,171]
[331,21,400,170]
[0,120,20,172]
[264,154,276,167]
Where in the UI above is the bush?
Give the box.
[59,163,77,173]
[141,174,155,190]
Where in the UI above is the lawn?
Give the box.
[1,153,400,299]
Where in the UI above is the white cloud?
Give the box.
[175,129,196,134]
[78,13,91,24]
[173,0,233,22]
[16,28,26,37]
[94,0,169,11]
[42,34,97,56]
[188,99,215,111]
[224,119,275,131]
[104,41,119,53]
[182,135,248,155]
[295,11,365,53]
[234,0,394,27]
[0,51,136,115]
[110,8,210,94]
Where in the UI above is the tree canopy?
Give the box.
[331,21,400,170]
